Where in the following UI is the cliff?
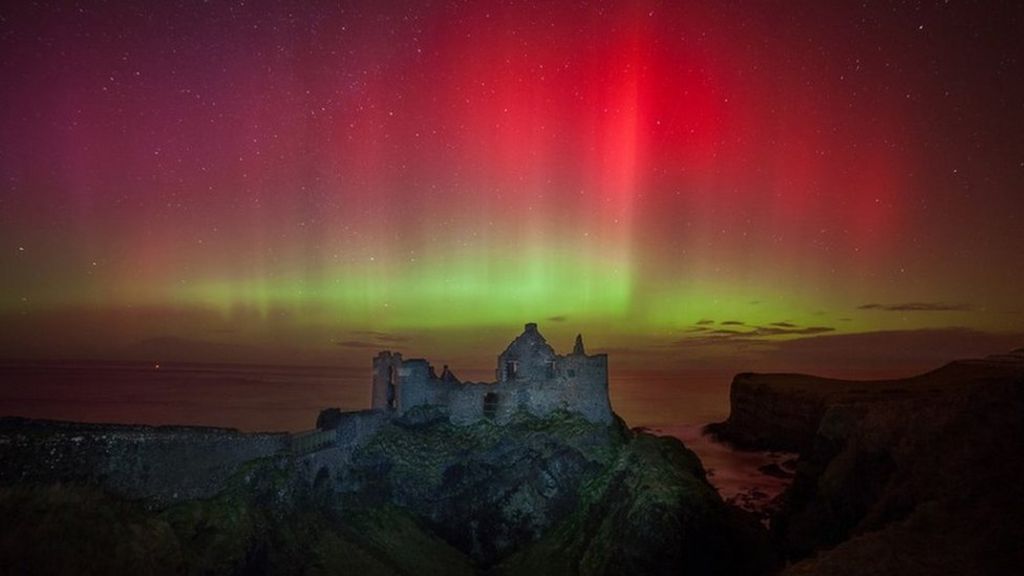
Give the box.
[0,408,773,575]
[706,353,1024,452]
[334,407,773,572]
[711,351,1024,574]
[704,373,838,452]
[495,433,773,576]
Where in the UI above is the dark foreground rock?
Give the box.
[710,350,1024,575]
[0,409,772,575]
[494,433,774,576]
[0,458,473,576]
[340,407,628,565]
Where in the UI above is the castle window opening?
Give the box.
[483,392,499,419]
[387,365,397,410]
[547,361,556,378]
[505,361,518,380]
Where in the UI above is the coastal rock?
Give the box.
[705,373,831,452]
[710,352,1024,573]
[775,377,1024,573]
[495,433,775,575]
[0,409,766,574]
[341,409,628,564]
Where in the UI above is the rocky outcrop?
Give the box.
[707,352,1024,452]
[705,373,836,452]
[339,407,629,564]
[775,375,1024,574]
[710,352,1024,574]
[0,408,771,574]
[495,433,775,576]
[0,405,770,569]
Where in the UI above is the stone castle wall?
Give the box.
[1,410,391,506]
[381,363,616,425]
[371,324,613,426]
[297,409,390,485]
[0,418,289,505]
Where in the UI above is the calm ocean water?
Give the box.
[0,361,736,432]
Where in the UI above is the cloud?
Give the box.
[696,319,715,325]
[769,322,796,328]
[546,315,568,322]
[673,325,835,346]
[592,346,660,356]
[349,330,410,343]
[720,320,745,326]
[334,340,382,349]
[616,327,1024,375]
[756,326,834,336]
[858,302,971,312]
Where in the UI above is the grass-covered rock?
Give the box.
[342,408,629,564]
[0,483,181,575]
[0,408,774,575]
[0,456,473,576]
[493,433,775,576]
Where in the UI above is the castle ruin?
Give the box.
[371,323,613,425]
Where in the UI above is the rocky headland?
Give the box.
[0,407,773,575]
[708,349,1024,574]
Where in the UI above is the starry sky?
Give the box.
[1,1,1022,377]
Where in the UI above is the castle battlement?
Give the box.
[371,323,613,425]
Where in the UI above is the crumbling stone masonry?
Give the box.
[370,323,613,425]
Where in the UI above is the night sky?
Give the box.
[2,1,1022,377]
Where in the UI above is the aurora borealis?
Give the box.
[2,1,1023,377]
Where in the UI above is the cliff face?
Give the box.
[0,408,773,575]
[706,374,834,452]
[339,407,626,564]
[776,375,1024,574]
[708,354,1024,452]
[495,434,774,576]
[335,407,773,572]
[712,352,1024,574]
